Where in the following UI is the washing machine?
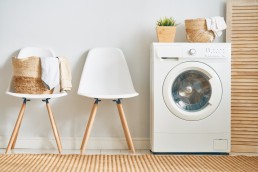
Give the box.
[150,43,231,154]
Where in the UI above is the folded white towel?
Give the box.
[206,16,227,37]
[40,57,60,90]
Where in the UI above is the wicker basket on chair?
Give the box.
[185,18,215,43]
[12,57,53,94]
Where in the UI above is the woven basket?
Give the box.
[12,57,53,94]
[185,18,215,42]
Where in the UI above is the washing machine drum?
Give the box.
[163,62,222,121]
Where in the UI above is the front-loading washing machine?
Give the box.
[150,43,231,154]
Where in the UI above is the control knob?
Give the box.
[189,49,196,55]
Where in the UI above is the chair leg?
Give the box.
[115,99,135,154]
[6,99,27,154]
[80,99,99,154]
[11,115,24,149]
[45,99,62,154]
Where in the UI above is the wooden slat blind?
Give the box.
[227,0,258,152]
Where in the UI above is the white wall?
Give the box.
[0,0,226,149]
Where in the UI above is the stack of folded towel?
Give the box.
[40,57,72,92]
[205,16,227,37]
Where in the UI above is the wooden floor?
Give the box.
[0,149,258,156]
[1,153,258,172]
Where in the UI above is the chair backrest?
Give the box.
[17,47,56,59]
[78,48,138,98]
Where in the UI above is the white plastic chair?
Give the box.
[5,47,67,154]
[78,48,138,154]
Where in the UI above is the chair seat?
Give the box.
[78,48,139,100]
[78,92,138,99]
[6,91,67,99]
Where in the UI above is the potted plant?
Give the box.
[156,17,177,42]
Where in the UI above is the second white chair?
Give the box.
[78,48,138,154]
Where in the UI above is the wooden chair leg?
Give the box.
[6,99,27,154]
[11,114,24,149]
[115,99,135,154]
[80,99,99,154]
[45,99,62,154]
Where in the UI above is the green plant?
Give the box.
[156,17,177,26]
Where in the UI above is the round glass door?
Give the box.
[163,62,222,121]
[172,70,212,112]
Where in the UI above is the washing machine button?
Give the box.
[189,49,196,55]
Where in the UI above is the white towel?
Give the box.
[40,57,60,90]
[206,16,227,37]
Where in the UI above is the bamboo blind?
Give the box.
[227,0,258,152]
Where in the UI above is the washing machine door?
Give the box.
[163,61,222,121]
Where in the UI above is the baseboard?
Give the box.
[0,137,150,150]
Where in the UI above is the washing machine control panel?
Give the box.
[153,43,230,60]
[204,48,226,57]
[185,46,228,58]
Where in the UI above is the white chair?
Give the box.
[5,47,67,154]
[78,48,138,154]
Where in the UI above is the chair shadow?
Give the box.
[0,50,21,140]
